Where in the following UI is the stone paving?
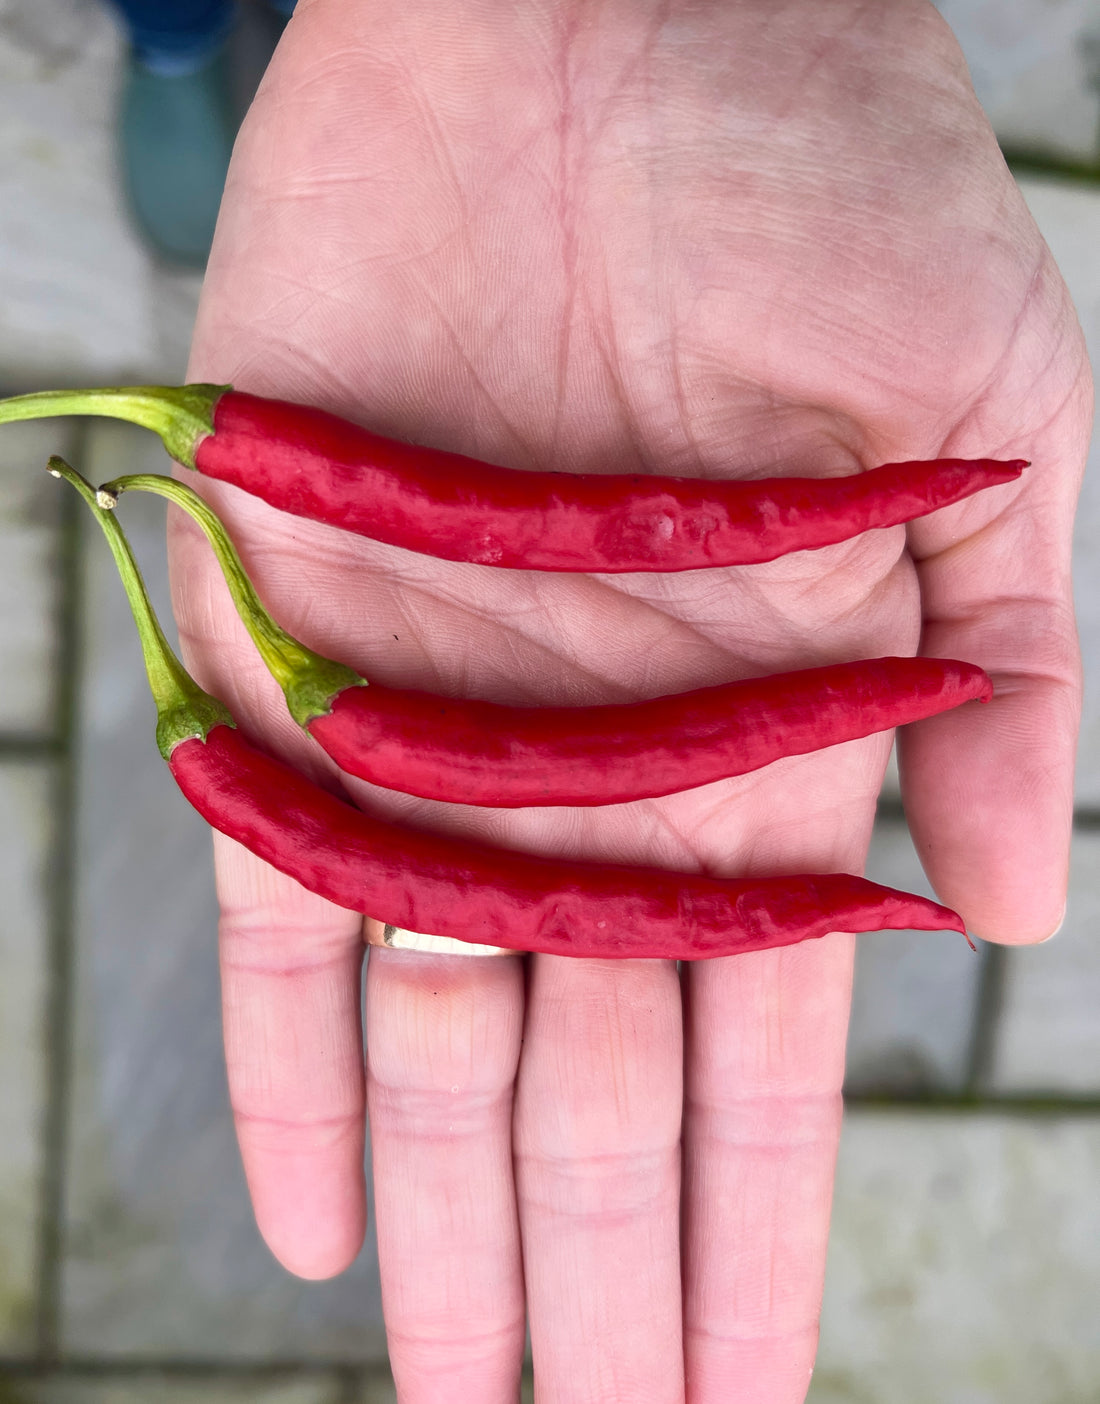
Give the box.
[814,1113,1100,1404]
[0,1,1097,1400]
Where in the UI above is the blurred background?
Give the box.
[0,1,1097,1400]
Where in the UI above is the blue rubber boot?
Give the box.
[267,0,296,29]
[118,43,237,267]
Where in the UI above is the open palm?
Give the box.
[174,1,1089,1399]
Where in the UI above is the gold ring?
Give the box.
[364,918,520,957]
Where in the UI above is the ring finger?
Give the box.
[366,939,528,1401]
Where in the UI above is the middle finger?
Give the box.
[366,945,527,1401]
[514,954,685,1403]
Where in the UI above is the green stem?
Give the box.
[3,385,229,468]
[98,472,365,727]
[48,458,233,758]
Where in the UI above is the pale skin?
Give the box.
[169,0,1090,1399]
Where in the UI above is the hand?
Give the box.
[175,1,1090,1398]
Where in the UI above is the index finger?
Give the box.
[215,833,369,1278]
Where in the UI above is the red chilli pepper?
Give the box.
[54,458,972,959]
[8,386,1026,573]
[101,472,995,808]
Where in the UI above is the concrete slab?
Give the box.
[812,1110,1100,1404]
[846,818,984,1094]
[985,829,1100,1093]
[935,0,1100,161]
[0,2,202,387]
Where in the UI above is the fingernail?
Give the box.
[1037,901,1068,943]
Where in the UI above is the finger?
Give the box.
[902,351,1091,943]
[513,955,684,1404]
[366,948,527,1402]
[215,833,368,1278]
[682,938,854,1404]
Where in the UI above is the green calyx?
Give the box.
[97,472,366,728]
[2,384,228,468]
[48,458,234,758]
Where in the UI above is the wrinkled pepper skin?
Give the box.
[53,454,975,964]
[168,723,968,959]
[197,390,1027,572]
[308,656,994,807]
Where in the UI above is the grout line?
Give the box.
[876,798,1100,830]
[844,1092,1100,1114]
[1003,147,1100,183]
[963,941,1007,1093]
[334,1363,374,1403]
[0,736,64,758]
[32,429,87,1362]
[873,797,906,824]
[0,1359,390,1379]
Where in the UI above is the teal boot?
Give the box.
[118,45,236,267]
